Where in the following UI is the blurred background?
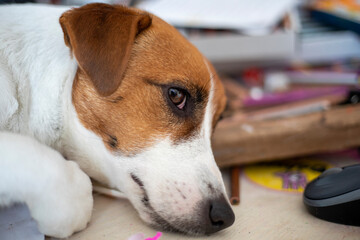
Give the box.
[1,0,359,168]
[1,0,359,126]
[1,1,360,239]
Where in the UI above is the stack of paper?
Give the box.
[137,0,299,34]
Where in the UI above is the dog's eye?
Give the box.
[168,88,186,110]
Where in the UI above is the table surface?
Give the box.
[64,160,360,240]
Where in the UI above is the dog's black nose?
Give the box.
[204,196,235,234]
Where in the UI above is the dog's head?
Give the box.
[60,3,234,235]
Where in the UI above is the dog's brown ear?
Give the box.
[60,3,152,96]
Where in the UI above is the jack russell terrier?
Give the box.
[0,3,235,238]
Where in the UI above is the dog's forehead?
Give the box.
[123,14,226,132]
[128,15,211,89]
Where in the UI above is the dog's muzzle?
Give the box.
[150,195,235,235]
[131,173,235,234]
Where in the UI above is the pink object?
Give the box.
[243,86,349,108]
[145,232,162,240]
[127,233,145,240]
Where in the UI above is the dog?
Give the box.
[0,3,234,238]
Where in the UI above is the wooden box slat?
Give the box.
[212,105,360,167]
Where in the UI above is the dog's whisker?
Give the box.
[92,185,127,199]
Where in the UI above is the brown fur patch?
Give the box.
[69,4,226,155]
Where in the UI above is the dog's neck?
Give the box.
[0,5,78,151]
[0,5,130,186]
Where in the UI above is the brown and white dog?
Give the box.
[0,3,234,238]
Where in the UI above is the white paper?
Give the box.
[137,0,298,32]
[0,204,44,240]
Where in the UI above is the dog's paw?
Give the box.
[27,160,93,238]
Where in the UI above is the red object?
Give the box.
[242,68,264,87]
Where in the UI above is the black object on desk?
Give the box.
[303,164,360,226]
[311,9,360,35]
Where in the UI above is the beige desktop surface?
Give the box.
[65,166,360,240]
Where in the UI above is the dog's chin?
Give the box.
[144,211,207,236]
[135,201,209,236]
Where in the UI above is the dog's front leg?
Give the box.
[0,132,93,238]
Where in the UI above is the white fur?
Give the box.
[0,3,230,237]
[0,4,76,146]
[0,132,93,238]
[0,4,91,238]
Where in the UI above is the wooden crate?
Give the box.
[212,105,360,167]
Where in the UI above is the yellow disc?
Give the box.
[243,159,332,193]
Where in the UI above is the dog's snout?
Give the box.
[204,196,235,234]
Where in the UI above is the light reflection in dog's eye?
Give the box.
[168,88,186,109]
